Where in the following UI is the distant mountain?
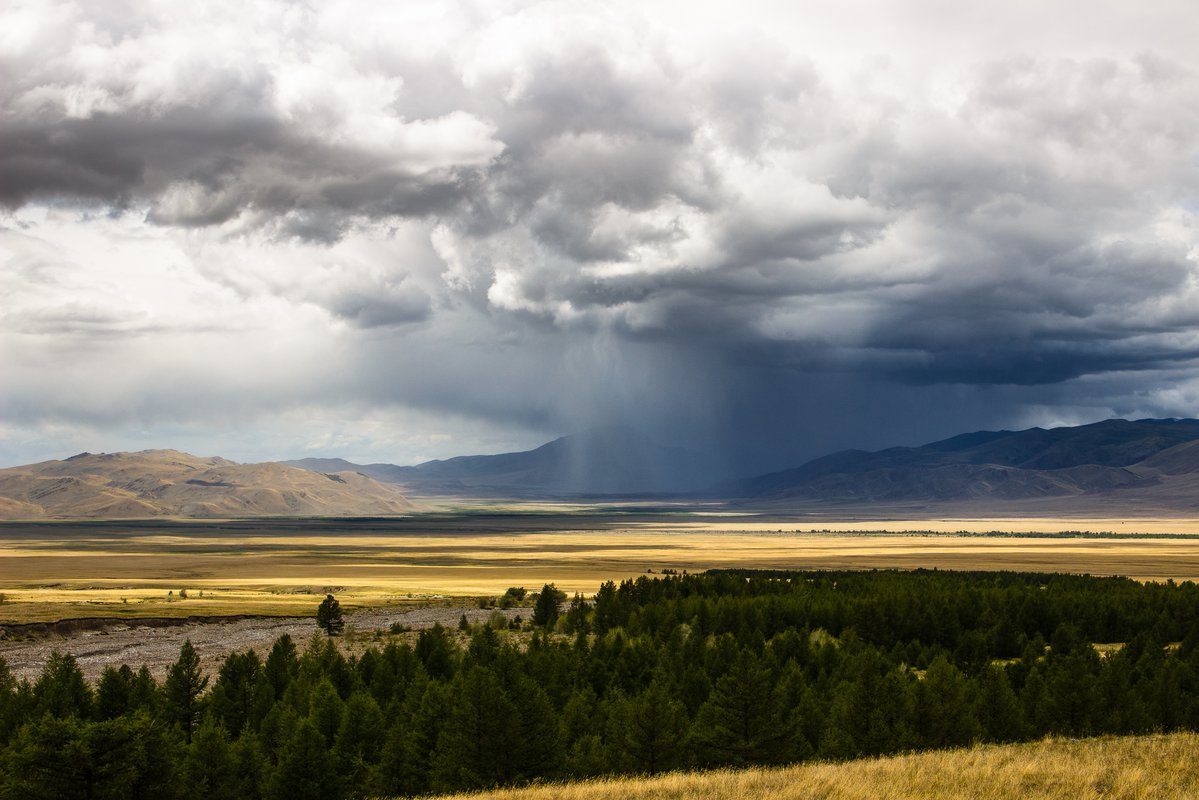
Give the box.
[0,450,415,519]
[732,418,1199,508]
[285,427,719,496]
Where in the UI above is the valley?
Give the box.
[5,510,1199,627]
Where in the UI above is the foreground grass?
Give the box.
[431,733,1199,800]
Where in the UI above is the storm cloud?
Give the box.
[2,0,1198,474]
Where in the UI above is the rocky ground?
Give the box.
[0,604,520,682]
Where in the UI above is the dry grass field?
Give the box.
[4,510,1199,624]
[430,733,1199,800]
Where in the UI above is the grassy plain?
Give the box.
[431,733,1199,800]
[4,508,1199,623]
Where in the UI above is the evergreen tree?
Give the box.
[430,666,519,790]
[95,665,135,720]
[33,651,92,720]
[229,731,267,800]
[1,714,179,800]
[316,595,344,636]
[692,650,788,766]
[915,655,979,748]
[183,718,236,800]
[371,720,420,798]
[775,661,818,761]
[332,691,386,795]
[263,635,299,700]
[564,593,591,635]
[532,583,567,629]
[822,651,916,759]
[1044,653,1101,735]
[509,673,561,780]
[615,678,688,774]
[308,679,345,748]
[1,714,91,800]
[1020,665,1052,736]
[402,673,451,792]
[164,639,208,744]
[0,656,17,746]
[974,666,1026,742]
[415,624,455,681]
[268,719,338,800]
[129,666,160,716]
[210,650,262,736]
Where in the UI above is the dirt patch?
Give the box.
[0,603,519,683]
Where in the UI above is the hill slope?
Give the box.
[0,450,415,519]
[734,418,1199,509]
[286,427,718,496]
[430,733,1199,800]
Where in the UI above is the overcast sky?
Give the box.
[2,0,1198,474]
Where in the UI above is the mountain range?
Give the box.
[0,450,414,519]
[7,418,1199,519]
[731,418,1199,511]
[284,426,718,496]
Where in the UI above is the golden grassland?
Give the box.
[430,733,1199,800]
[4,511,1199,624]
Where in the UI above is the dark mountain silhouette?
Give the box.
[284,426,718,496]
[732,418,1199,505]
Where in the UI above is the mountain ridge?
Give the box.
[0,449,415,519]
[284,426,719,496]
[732,418,1199,507]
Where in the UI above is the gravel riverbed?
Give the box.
[0,604,518,682]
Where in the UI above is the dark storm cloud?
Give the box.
[3,1,1199,471]
[0,109,489,241]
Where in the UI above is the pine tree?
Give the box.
[309,679,345,748]
[915,655,979,748]
[0,655,18,746]
[430,666,519,790]
[164,639,208,744]
[33,651,92,719]
[822,651,916,759]
[532,583,567,629]
[333,691,386,796]
[316,594,344,636]
[974,665,1026,742]
[130,665,161,715]
[184,718,236,800]
[616,678,688,774]
[229,731,267,800]
[268,719,337,800]
[210,650,262,736]
[263,634,299,700]
[2,714,90,800]
[509,673,561,780]
[95,665,135,720]
[692,650,788,766]
[371,720,420,798]
[415,624,455,681]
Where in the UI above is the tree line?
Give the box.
[4,568,1199,798]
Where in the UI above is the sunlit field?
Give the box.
[4,509,1199,623]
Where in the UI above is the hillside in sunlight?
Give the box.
[0,449,415,518]
[430,733,1199,800]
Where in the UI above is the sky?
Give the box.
[2,0,1198,477]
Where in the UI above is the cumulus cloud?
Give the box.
[1,0,1198,473]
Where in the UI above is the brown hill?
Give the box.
[0,450,416,519]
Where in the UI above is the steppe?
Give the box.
[4,508,1199,626]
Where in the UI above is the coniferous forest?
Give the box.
[4,569,1199,799]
